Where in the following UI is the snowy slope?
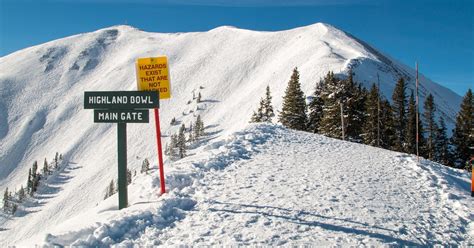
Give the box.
[13,124,474,246]
[0,23,467,245]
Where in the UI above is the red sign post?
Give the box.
[136,56,171,195]
[154,108,166,194]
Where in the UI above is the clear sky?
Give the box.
[0,0,472,95]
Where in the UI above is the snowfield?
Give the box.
[21,124,474,246]
[0,23,471,246]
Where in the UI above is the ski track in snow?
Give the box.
[35,124,473,246]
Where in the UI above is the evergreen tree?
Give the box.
[169,134,178,158]
[43,158,49,176]
[362,83,380,146]
[31,161,39,195]
[346,78,367,142]
[188,123,195,142]
[105,179,115,199]
[11,204,17,215]
[451,89,474,167]
[194,115,204,139]
[170,117,177,125]
[127,169,132,185]
[278,67,307,131]
[262,85,274,122]
[380,99,396,149]
[27,168,32,195]
[319,71,343,138]
[391,77,407,152]
[250,99,264,123]
[141,158,150,174]
[178,124,187,158]
[423,94,437,160]
[54,152,59,169]
[59,154,63,160]
[197,92,202,103]
[3,187,9,213]
[307,80,324,133]
[435,116,451,165]
[405,91,417,154]
[18,185,25,201]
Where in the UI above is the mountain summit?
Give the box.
[0,23,469,246]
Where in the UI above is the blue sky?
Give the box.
[0,0,472,95]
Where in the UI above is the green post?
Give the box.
[117,122,128,209]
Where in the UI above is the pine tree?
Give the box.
[423,94,437,160]
[307,80,324,133]
[11,203,17,215]
[250,99,264,123]
[27,168,32,195]
[392,77,407,152]
[346,78,367,142]
[3,187,9,213]
[452,89,474,168]
[362,83,380,146]
[54,152,59,170]
[141,158,150,174]
[194,115,204,139]
[380,99,396,149]
[262,85,274,122]
[170,117,177,125]
[197,92,202,103]
[31,161,39,195]
[405,91,417,154]
[178,124,187,158]
[59,154,63,160]
[43,158,49,176]
[188,123,194,142]
[105,179,115,199]
[319,71,343,138]
[127,169,132,185]
[435,116,451,165]
[279,67,307,131]
[169,134,178,158]
[18,185,25,201]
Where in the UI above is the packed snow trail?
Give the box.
[12,124,473,246]
[135,125,472,245]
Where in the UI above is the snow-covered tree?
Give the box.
[178,124,187,158]
[141,158,150,174]
[3,187,9,213]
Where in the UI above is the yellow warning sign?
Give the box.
[136,56,171,99]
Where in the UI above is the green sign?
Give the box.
[94,109,149,123]
[84,91,159,110]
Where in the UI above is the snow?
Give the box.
[0,23,470,245]
[13,124,473,246]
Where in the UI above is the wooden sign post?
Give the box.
[84,91,159,209]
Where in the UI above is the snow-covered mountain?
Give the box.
[0,23,470,245]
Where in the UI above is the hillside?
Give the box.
[0,23,469,245]
[5,124,474,246]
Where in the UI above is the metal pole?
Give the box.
[340,102,345,141]
[416,62,420,162]
[117,122,128,209]
[377,73,381,147]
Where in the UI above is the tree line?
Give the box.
[3,152,63,215]
[252,67,473,169]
